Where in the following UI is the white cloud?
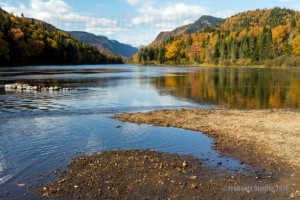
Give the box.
[125,0,144,6]
[125,0,155,7]
[1,0,120,35]
[131,3,207,28]
[130,3,234,31]
[0,2,10,7]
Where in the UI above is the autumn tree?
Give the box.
[292,36,300,56]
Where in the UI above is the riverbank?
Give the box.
[114,108,300,170]
[38,108,300,199]
[39,150,284,199]
[113,108,300,198]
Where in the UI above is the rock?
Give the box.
[5,83,77,92]
[191,184,198,189]
[158,180,164,185]
[5,84,17,89]
[58,179,66,184]
[189,176,197,180]
[18,183,26,187]
[115,125,121,128]
[182,161,187,167]
[17,84,23,90]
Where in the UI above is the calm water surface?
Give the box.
[0,64,300,199]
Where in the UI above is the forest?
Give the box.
[136,8,300,67]
[0,8,122,66]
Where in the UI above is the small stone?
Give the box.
[191,184,198,189]
[182,161,187,167]
[18,183,26,187]
[158,180,164,185]
[74,185,79,189]
[189,176,197,180]
[58,179,66,184]
[115,125,121,128]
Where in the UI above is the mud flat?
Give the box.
[39,150,284,199]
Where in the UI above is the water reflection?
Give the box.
[154,67,300,109]
[1,65,300,199]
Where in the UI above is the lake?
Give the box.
[0,64,300,199]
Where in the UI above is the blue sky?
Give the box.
[0,0,299,47]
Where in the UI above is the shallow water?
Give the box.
[0,64,299,199]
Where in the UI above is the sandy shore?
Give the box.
[114,108,300,171]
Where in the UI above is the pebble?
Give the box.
[189,176,197,180]
[58,179,66,184]
[191,184,198,189]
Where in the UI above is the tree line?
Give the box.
[0,8,122,66]
[135,8,300,67]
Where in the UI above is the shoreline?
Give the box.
[113,108,300,171]
[37,108,300,199]
[38,150,286,199]
[113,108,300,197]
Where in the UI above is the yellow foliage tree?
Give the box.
[292,36,300,56]
[247,26,263,37]
[272,25,288,51]
[165,40,181,60]
[10,28,24,41]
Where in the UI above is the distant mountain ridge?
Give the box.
[150,15,224,47]
[69,31,138,58]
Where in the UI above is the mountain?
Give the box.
[184,15,224,34]
[69,31,138,58]
[149,15,224,47]
[0,8,122,66]
[136,7,300,67]
[149,24,190,47]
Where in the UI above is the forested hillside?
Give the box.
[136,8,300,67]
[149,15,223,47]
[69,31,138,58]
[0,8,122,66]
